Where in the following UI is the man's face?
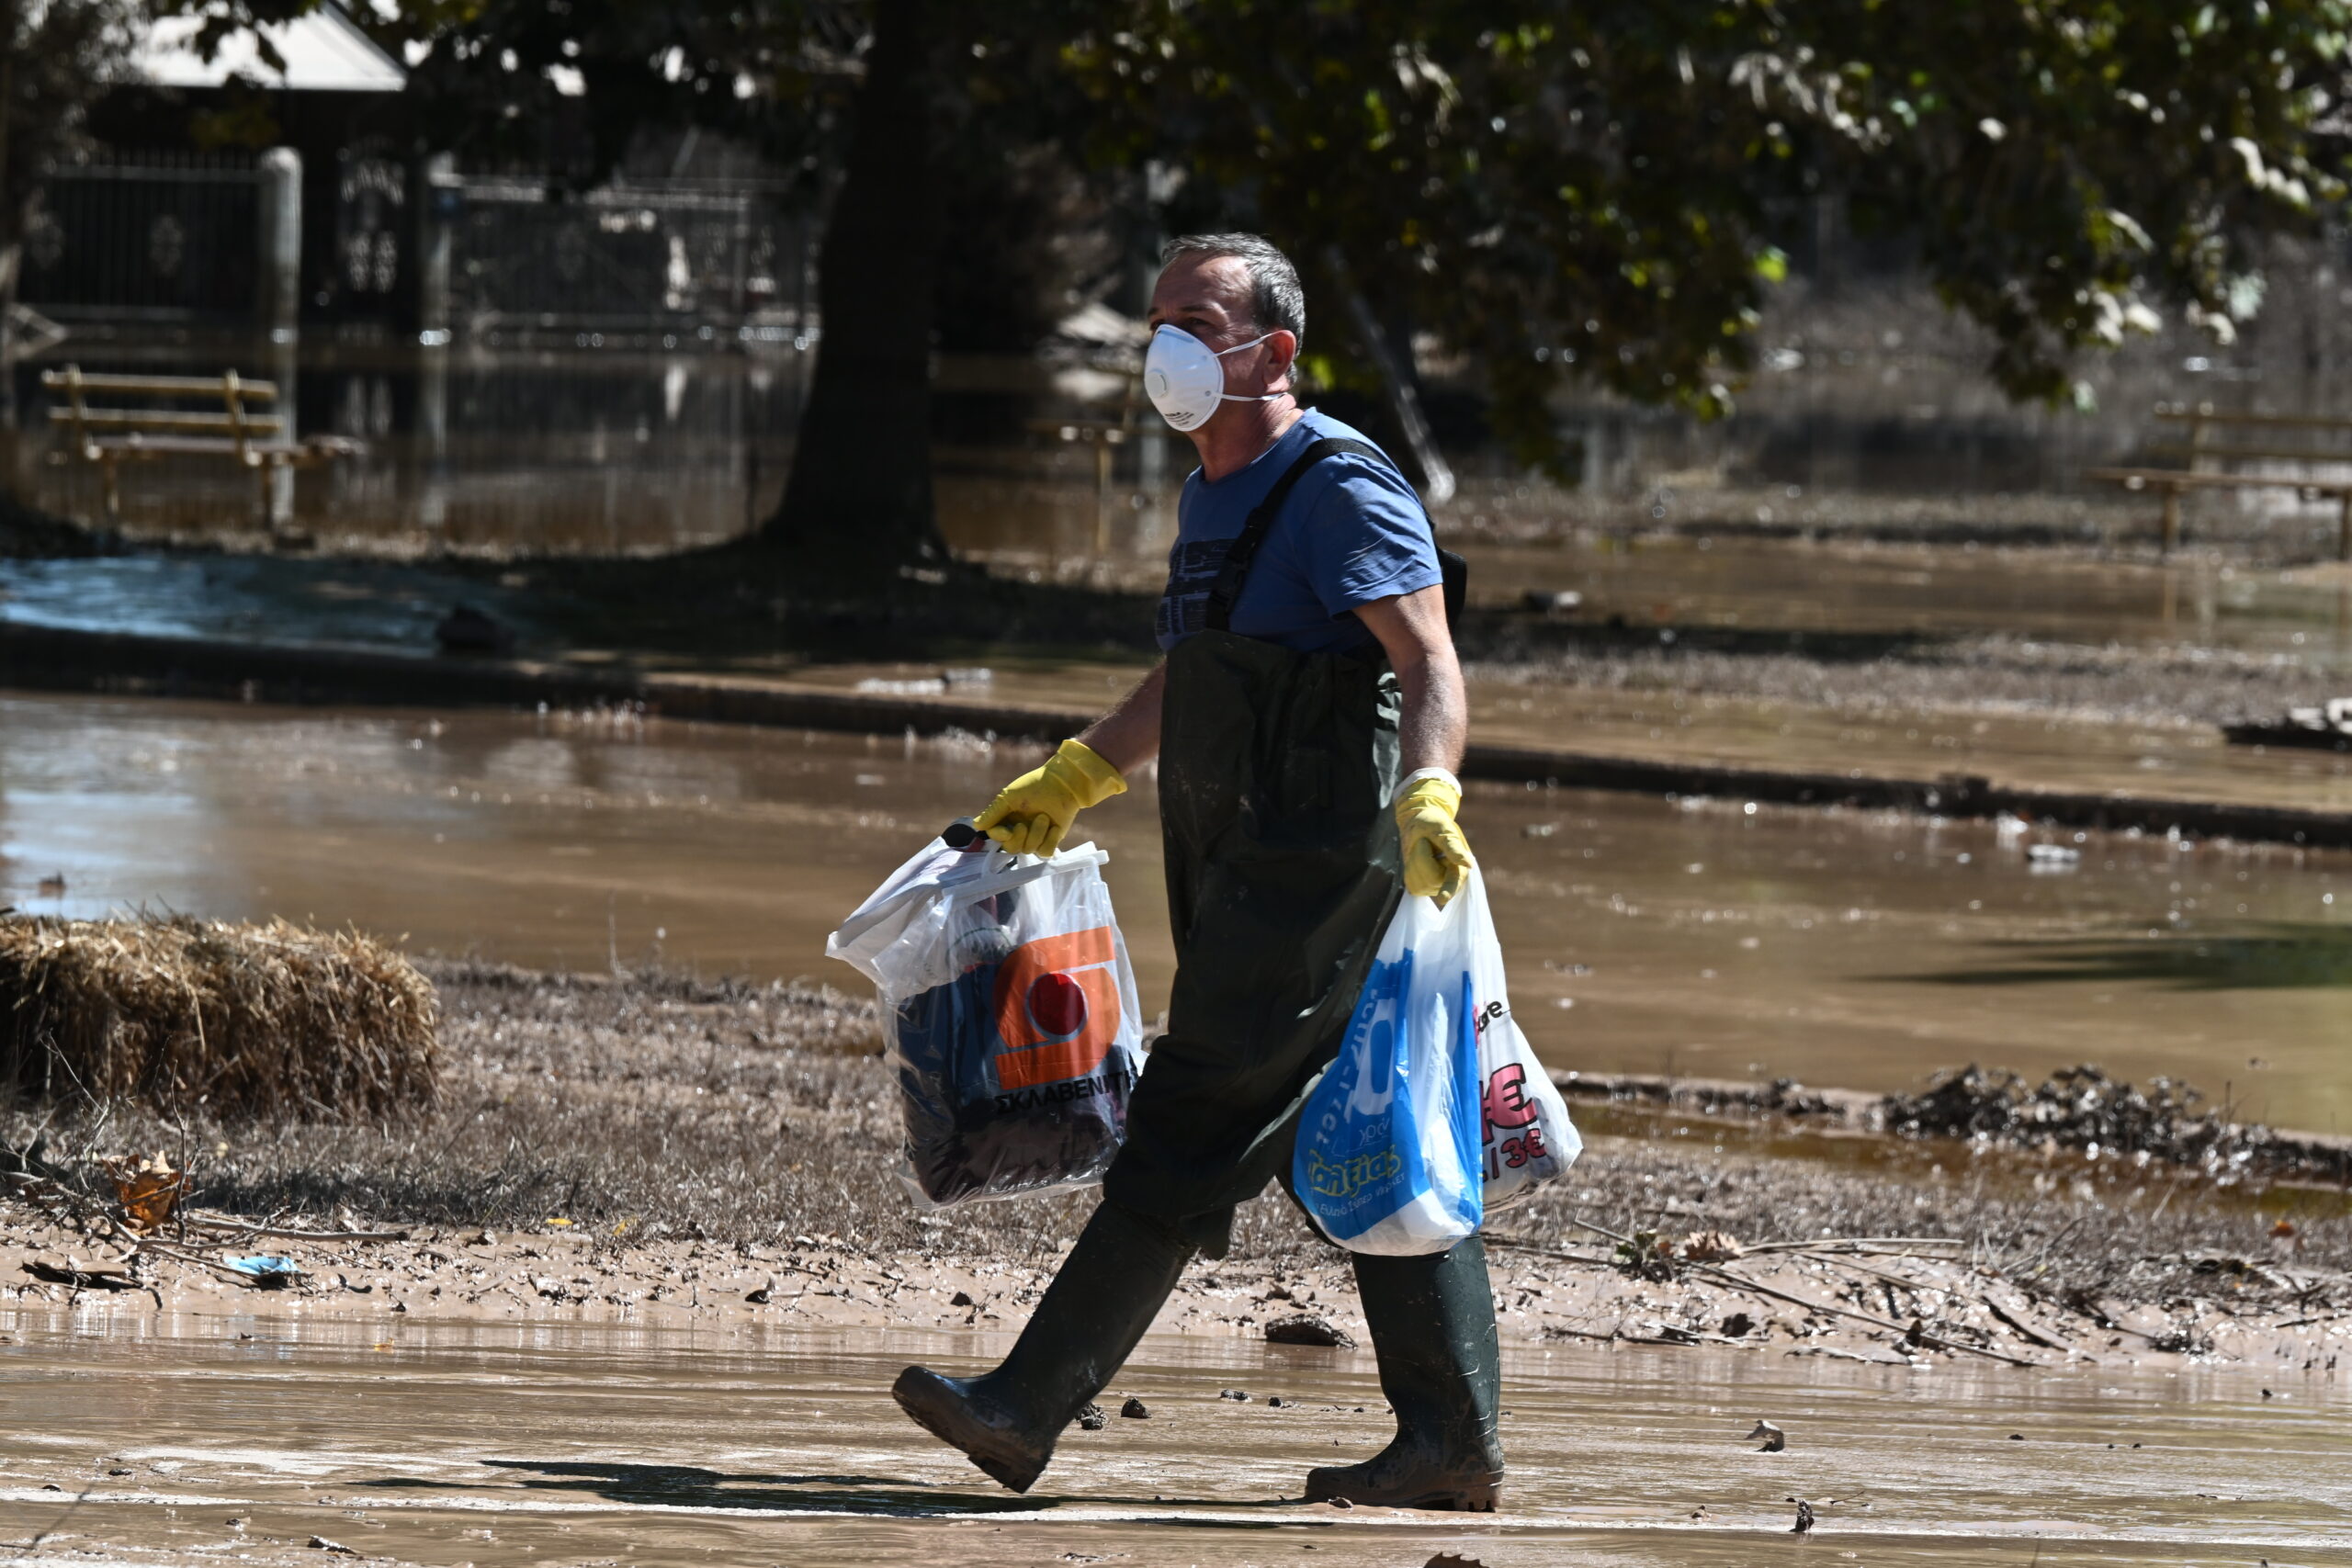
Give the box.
[1148,254,1292,404]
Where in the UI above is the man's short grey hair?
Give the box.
[1159,232,1306,345]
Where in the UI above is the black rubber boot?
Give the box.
[893,1200,1193,1493]
[1306,1235,1505,1511]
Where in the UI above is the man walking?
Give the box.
[891,233,1499,1510]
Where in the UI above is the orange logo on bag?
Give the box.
[991,926,1122,1089]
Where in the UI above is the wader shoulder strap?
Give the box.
[1201,435,1468,637]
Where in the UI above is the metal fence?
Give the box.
[443,173,817,337]
[19,151,264,323]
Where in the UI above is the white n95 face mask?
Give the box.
[1142,324,1283,432]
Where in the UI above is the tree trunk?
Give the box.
[1324,247,1454,507]
[0,3,17,433]
[757,0,944,580]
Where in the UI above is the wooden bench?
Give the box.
[2088,405,2352,559]
[41,365,362,526]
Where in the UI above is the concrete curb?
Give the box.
[3,620,2345,851]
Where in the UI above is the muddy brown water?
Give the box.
[2,1307,2346,1567]
[3,693,2347,1134]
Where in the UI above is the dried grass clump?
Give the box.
[0,915,437,1120]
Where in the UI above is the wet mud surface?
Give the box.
[3,693,2346,1131]
[2,1312,2346,1567]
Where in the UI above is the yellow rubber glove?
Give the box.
[1396,768,1475,908]
[975,738,1127,857]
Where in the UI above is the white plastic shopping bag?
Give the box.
[1295,865,1579,1254]
[827,830,1145,1207]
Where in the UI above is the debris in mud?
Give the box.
[1076,1403,1107,1430]
[1721,1311,1756,1337]
[98,1151,186,1232]
[950,1290,976,1307]
[1425,1554,1487,1568]
[1265,1313,1356,1348]
[1791,1498,1815,1535]
[1218,1388,1250,1402]
[1612,1229,1684,1281]
[221,1255,302,1288]
[1676,1228,1742,1263]
[24,1257,133,1290]
[1881,1064,2346,1182]
[744,1283,772,1303]
[1119,1397,1148,1419]
[307,1536,357,1555]
[2150,1320,2217,1356]
[1748,1420,1786,1452]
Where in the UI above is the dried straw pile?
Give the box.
[0,915,438,1119]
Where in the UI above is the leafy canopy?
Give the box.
[310,1,2350,479]
[1067,1,2349,468]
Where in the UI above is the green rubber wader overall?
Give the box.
[892,439,1503,1507]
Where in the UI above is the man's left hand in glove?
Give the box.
[1396,768,1475,908]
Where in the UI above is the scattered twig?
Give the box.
[180,1217,410,1244]
[1566,1216,2041,1368]
[1981,1293,2086,1356]
[1742,1236,1966,1255]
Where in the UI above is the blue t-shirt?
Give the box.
[1155,410,1440,656]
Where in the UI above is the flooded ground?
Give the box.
[3,693,2346,1132]
[1471,535,2352,669]
[10,496,2352,673]
[2,1308,2346,1567]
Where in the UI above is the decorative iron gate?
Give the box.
[18,151,263,323]
[445,175,815,334]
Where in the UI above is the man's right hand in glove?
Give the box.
[975,738,1127,856]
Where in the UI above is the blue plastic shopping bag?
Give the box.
[1295,866,1580,1255]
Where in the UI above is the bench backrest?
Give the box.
[40,365,283,458]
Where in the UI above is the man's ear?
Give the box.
[1269,329,1299,389]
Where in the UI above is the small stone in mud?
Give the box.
[2010,1433,2025,1440]
[1791,1500,1815,1535]
[1077,1403,1107,1430]
[745,1285,772,1304]
[1120,1397,1149,1419]
[1424,1555,1487,1568]
[1266,1313,1356,1348]
[1721,1311,1756,1338]
[308,1537,358,1555]
[950,1290,975,1307]
[1328,1497,1352,1509]
[1747,1420,1786,1452]
[108,1467,132,1475]
[1267,1396,1287,1408]
[1218,1388,1249,1402]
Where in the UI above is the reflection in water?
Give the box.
[0,1311,2344,1565]
[2,693,2345,1131]
[6,344,2352,671]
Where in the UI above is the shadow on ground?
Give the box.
[435,1459,1049,1517]
[1899,922,2352,991]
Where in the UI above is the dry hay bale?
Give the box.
[0,914,437,1120]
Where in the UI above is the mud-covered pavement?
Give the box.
[3,1310,2347,1568]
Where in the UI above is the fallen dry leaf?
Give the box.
[1677,1228,1744,1263]
[98,1152,187,1234]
